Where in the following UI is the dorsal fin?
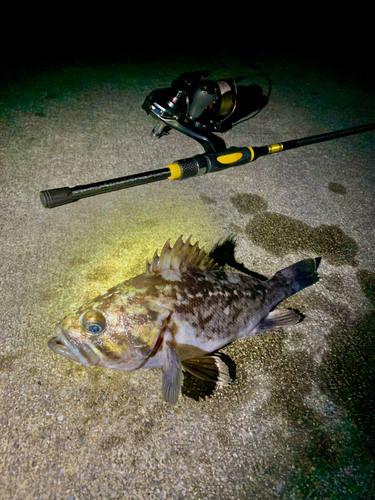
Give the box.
[146,235,221,274]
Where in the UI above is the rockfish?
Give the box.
[48,235,320,404]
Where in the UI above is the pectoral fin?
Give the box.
[182,355,231,387]
[162,341,183,404]
[252,309,301,335]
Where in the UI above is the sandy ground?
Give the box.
[1,30,375,499]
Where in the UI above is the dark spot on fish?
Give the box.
[132,274,165,298]
[230,193,268,215]
[200,310,215,328]
[191,319,201,330]
[245,212,358,266]
[328,182,347,194]
[200,193,217,205]
[176,274,216,296]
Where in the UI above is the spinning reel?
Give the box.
[142,70,270,152]
[39,70,375,209]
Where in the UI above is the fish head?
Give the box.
[48,276,170,371]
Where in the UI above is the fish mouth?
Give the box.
[48,324,101,367]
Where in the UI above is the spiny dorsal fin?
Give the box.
[146,235,221,274]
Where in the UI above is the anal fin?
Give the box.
[182,355,231,387]
[162,341,183,405]
[252,309,301,335]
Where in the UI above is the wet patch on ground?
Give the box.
[328,182,347,195]
[230,193,268,215]
[245,212,358,266]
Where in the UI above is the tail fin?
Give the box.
[272,257,320,296]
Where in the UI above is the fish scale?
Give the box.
[48,235,320,404]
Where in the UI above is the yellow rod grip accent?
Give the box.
[247,147,255,161]
[217,152,243,164]
[168,163,182,180]
[268,143,284,154]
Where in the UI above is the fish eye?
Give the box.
[81,310,106,335]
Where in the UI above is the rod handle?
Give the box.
[169,146,255,180]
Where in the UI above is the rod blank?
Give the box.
[40,168,171,208]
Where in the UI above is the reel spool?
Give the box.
[142,70,269,152]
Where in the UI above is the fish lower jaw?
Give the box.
[48,336,82,364]
[49,325,101,367]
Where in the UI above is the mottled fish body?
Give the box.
[48,236,319,404]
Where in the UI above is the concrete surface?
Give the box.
[1,29,375,499]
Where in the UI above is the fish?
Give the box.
[48,235,320,404]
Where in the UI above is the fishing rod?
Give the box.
[40,122,375,208]
[39,70,375,208]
